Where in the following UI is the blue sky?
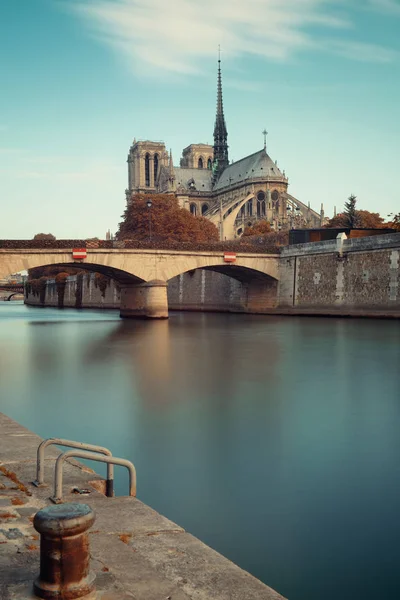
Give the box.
[1,0,399,238]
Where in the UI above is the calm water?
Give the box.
[1,302,400,599]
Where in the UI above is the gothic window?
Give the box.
[257,191,266,217]
[198,157,204,169]
[202,203,209,215]
[247,200,253,216]
[190,203,197,216]
[240,206,245,217]
[207,158,212,170]
[145,153,150,187]
[271,190,279,202]
[154,154,159,183]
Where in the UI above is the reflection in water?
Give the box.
[1,302,400,600]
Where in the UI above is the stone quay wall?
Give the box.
[0,412,285,599]
[278,232,400,316]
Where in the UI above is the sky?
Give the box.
[1,0,399,239]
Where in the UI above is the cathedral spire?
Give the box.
[212,48,229,184]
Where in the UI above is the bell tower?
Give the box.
[127,140,168,194]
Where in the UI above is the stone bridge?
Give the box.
[0,283,25,301]
[0,247,279,318]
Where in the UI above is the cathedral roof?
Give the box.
[213,149,285,191]
[174,168,213,192]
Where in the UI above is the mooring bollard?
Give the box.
[33,503,96,599]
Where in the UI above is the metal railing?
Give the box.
[33,438,115,497]
[50,450,137,504]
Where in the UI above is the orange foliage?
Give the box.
[325,210,385,229]
[242,221,271,237]
[117,193,219,243]
[33,233,56,240]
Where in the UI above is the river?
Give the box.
[1,301,400,599]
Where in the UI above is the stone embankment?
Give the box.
[278,232,400,317]
[0,412,285,600]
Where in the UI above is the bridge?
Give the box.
[0,283,25,301]
[0,245,279,318]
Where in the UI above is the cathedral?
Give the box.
[125,59,322,240]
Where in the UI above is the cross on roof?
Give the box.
[262,129,268,150]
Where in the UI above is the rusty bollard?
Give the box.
[33,503,96,599]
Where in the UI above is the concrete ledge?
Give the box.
[0,413,286,600]
[281,232,400,257]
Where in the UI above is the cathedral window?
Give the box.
[190,203,197,216]
[154,154,159,183]
[257,191,266,217]
[202,203,209,215]
[145,153,150,187]
[198,157,204,169]
[271,190,279,202]
[247,200,253,216]
[207,158,212,170]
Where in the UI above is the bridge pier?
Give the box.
[120,280,168,319]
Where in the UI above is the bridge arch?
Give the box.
[167,263,278,313]
[3,292,24,301]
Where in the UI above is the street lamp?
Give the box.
[146,199,152,242]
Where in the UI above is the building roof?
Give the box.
[213,149,286,191]
[174,168,213,192]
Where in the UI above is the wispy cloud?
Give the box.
[328,40,399,63]
[368,0,400,16]
[69,0,359,77]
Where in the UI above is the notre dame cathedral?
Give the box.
[125,59,323,240]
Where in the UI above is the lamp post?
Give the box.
[146,199,152,242]
[287,204,301,229]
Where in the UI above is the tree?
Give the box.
[240,229,289,248]
[117,193,219,243]
[325,209,385,229]
[355,210,385,229]
[33,233,56,241]
[241,221,271,237]
[388,213,400,231]
[344,194,357,228]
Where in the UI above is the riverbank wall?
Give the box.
[277,232,400,317]
[0,412,285,599]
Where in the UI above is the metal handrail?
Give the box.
[33,438,114,497]
[51,450,137,504]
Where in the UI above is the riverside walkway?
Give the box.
[0,413,285,599]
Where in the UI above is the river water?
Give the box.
[1,302,400,599]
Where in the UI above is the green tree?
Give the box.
[344,194,357,228]
[388,213,400,231]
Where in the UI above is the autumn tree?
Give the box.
[241,220,271,237]
[240,229,289,248]
[325,209,385,229]
[33,233,56,241]
[117,193,219,243]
